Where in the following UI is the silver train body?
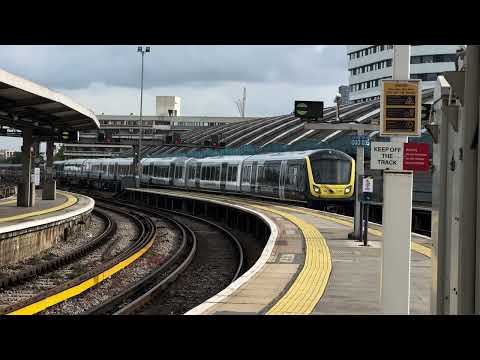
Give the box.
[54,149,356,204]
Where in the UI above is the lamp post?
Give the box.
[136,46,150,188]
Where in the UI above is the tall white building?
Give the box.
[347,45,461,103]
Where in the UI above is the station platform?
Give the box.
[125,188,432,315]
[0,190,94,265]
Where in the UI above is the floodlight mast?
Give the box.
[135,46,150,188]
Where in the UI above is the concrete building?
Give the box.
[347,45,462,103]
[338,85,350,105]
[61,96,259,159]
[156,96,181,116]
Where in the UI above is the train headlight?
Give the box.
[313,185,320,193]
[344,185,352,194]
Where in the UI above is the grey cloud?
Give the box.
[0,45,347,90]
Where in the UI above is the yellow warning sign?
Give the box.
[380,80,422,137]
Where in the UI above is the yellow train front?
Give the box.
[304,149,355,206]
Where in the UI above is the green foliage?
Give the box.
[54,146,65,161]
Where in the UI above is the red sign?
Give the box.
[403,143,429,171]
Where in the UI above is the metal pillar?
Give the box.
[458,45,479,314]
[353,129,364,239]
[42,141,56,200]
[381,45,413,314]
[430,76,451,314]
[17,128,34,207]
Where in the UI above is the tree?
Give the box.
[54,145,65,161]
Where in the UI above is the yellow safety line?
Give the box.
[0,199,17,206]
[132,189,333,315]
[7,234,154,315]
[246,204,331,315]
[139,189,432,258]
[273,205,432,258]
[0,192,77,223]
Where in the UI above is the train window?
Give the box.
[242,166,251,183]
[257,166,264,183]
[227,166,237,182]
[176,166,184,179]
[287,166,298,185]
[311,159,351,184]
[215,166,220,181]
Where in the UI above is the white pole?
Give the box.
[381,45,414,314]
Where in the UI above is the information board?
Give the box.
[380,80,422,137]
[294,101,324,119]
[34,168,40,186]
[351,135,370,146]
[403,143,429,171]
[362,176,374,193]
[370,142,430,171]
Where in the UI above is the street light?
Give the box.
[136,46,150,188]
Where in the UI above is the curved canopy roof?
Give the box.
[0,68,99,137]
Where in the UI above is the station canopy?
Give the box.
[0,68,99,138]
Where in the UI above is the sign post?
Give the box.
[361,176,373,246]
[379,45,420,315]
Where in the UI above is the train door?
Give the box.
[220,162,228,192]
[195,163,201,188]
[169,163,175,186]
[279,160,286,200]
[250,162,257,193]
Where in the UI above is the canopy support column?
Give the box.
[17,128,34,207]
[42,140,56,200]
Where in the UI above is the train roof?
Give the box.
[60,149,352,167]
[141,156,188,164]
[83,158,134,165]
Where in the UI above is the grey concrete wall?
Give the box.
[0,211,91,266]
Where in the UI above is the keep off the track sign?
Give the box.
[380,79,422,137]
[371,142,404,170]
[371,142,429,171]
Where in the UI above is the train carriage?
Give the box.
[54,148,355,207]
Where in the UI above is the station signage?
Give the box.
[294,101,324,120]
[362,176,373,193]
[370,142,429,171]
[403,143,429,171]
[31,168,40,186]
[351,135,370,147]
[380,80,422,137]
[370,142,404,170]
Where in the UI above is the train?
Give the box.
[53,149,355,207]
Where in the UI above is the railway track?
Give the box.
[81,194,245,315]
[0,201,156,315]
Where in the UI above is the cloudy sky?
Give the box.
[0,45,348,149]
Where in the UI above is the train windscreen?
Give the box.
[311,159,351,184]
